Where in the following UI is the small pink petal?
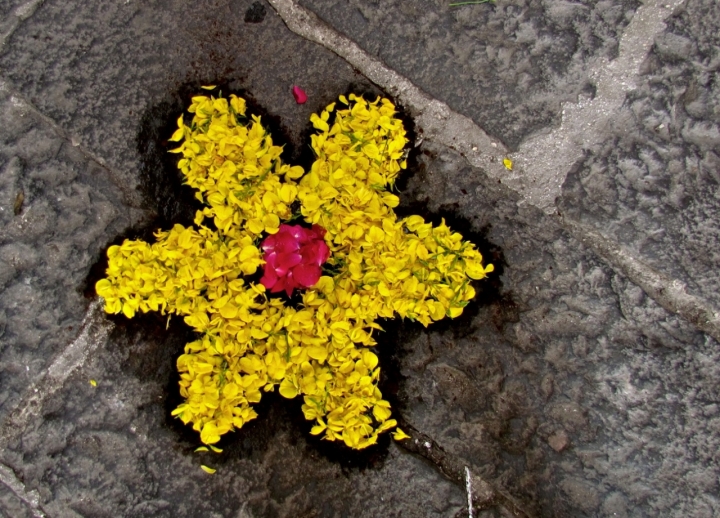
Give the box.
[293,264,321,288]
[292,85,307,104]
[275,252,303,275]
[271,276,287,294]
[260,269,278,290]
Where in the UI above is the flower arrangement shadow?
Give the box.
[96,90,494,450]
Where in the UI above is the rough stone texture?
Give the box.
[0,482,33,518]
[0,0,375,194]
[560,0,720,308]
[396,141,720,516]
[0,317,463,518]
[0,86,138,422]
[1,0,719,516]
[299,0,641,149]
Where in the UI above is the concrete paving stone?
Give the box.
[560,0,720,308]
[299,0,641,149]
[0,482,34,518]
[0,87,139,422]
[0,314,464,518]
[0,0,375,194]
[395,140,720,516]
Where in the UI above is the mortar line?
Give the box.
[0,0,45,51]
[266,0,510,174]
[0,463,46,518]
[0,464,45,518]
[561,216,720,342]
[266,0,720,343]
[510,0,687,212]
[0,79,145,209]
[0,299,113,450]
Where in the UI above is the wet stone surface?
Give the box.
[400,141,720,517]
[0,86,141,422]
[560,0,720,307]
[1,0,720,517]
[299,0,641,149]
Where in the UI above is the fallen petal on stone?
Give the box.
[292,85,307,104]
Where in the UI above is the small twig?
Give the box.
[396,421,535,517]
[449,0,495,7]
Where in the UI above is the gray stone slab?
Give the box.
[560,0,720,308]
[1,0,719,516]
[0,86,138,422]
[299,0,641,149]
[0,319,464,517]
[0,0,375,194]
[0,484,34,518]
[397,140,720,516]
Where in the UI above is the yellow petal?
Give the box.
[89,379,97,387]
[200,465,216,474]
[279,378,298,399]
[503,158,513,170]
[194,447,209,453]
[201,85,217,90]
[392,428,411,441]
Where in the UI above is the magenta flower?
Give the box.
[260,224,330,296]
[292,85,308,104]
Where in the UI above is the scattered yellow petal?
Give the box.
[200,465,216,474]
[209,445,223,453]
[194,446,209,453]
[89,379,97,387]
[201,85,217,90]
[503,158,513,170]
[393,428,411,441]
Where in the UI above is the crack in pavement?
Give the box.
[0,300,113,450]
[562,216,720,342]
[399,422,535,518]
[267,0,720,344]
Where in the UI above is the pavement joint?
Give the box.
[267,0,720,345]
[0,0,45,52]
[510,0,687,213]
[0,299,113,450]
[561,216,720,343]
[0,462,46,518]
[0,79,145,209]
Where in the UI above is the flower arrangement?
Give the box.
[95,91,493,449]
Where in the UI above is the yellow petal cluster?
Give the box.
[96,92,493,449]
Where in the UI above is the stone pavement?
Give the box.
[0,0,719,516]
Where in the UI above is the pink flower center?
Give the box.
[259,224,330,297]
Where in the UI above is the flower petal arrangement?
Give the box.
[95,91,494,449]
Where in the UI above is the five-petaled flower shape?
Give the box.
[260,224,330,296]
[96,90,494,450]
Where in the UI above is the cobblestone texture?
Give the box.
[0,86,138,422]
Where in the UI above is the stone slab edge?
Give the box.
[0,300,113,449]
[266,0,720,343]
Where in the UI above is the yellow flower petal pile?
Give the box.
[96,92,493,449]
